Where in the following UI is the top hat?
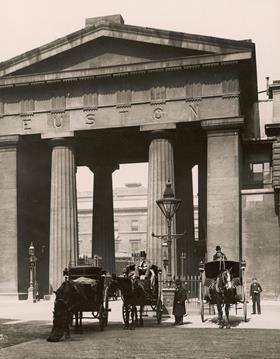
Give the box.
[140,251,146,258]
[216,245,221,251]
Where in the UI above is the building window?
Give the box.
[249,162,271,185]
[131,219,139,231]
[130,240,140,252]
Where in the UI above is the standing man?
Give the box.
[213,245,227,261]
[250,277,263,314]
[172,279,188,325]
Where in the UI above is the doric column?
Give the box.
[92,164,117,273]
[49,138,78,292]
[202,117,243,261]
[146,131,176,276]
[0,136,19,297]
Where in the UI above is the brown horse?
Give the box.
[46,280,91,342]
[210,269,236,329]
[110,275,146,329]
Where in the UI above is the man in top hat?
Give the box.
[172,279,188,325]
[136,251,156,292]
[213,245,227,261]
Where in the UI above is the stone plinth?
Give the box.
[162,287,175,317]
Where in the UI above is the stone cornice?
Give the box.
[0,51,252,89]
[0,21,254,77]
[0,135,19,147]
[201,116,244,131]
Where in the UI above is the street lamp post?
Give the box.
[180,252,186,280]
[152,181,185,285]
[28,242,37,302]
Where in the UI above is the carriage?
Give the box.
[199,260,247,324]
[121,263,163,326]
[63,264,111,331]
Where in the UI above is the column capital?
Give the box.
[47,137,77,149]
[89,163,119,173]
[201,117,244,132]
[145,129,176,143]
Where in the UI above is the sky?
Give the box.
[1,0,279,190]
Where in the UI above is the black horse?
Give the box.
[110,275,146,330]
[47,280,96,342]
[210,269,236,329]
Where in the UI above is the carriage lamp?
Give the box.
[28,242,37,302]
[153,181,184,285]
[199,261,205,273]
[240,260,246,271]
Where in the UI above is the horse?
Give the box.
[46,280,92,342]
[110,275,146,330]
[210,268,236,329]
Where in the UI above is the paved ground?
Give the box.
[0,299,279,358]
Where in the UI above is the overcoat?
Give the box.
[172,286,188,316]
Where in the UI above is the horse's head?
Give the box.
[220,269,233,290]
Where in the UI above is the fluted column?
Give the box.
[92,164,117,273]
[49,138,78,292]
[147,131,176,277]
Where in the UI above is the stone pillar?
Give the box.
[0,136,19,297]
[202,118,243,261]
[49,138,78,292]
[146,131,176,277]
[175,162,194,277]
[92,164,117,273]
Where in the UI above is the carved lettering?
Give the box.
[86,113,95,126]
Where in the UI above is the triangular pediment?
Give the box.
[0,16,255,78]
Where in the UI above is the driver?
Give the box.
[136,251,156,291]
[213,245,227,261]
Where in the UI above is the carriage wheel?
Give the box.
[200,282,205,322]
[99,304,106,331]
[103,286,109,327]
[156,299,163,324]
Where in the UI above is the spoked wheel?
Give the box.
[103,286,109,327]
[156,299,163,324]
[200,282,205,322]
[99,304,106,331]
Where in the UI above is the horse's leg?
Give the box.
[225,304,230,329]
[65,312,71,339]
[216,302,224,328]
[74,312,79,333]
[139,305,144,327]
[124,305,129,329]
[130,306,137,330]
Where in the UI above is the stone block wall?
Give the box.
[242,189,280,299]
